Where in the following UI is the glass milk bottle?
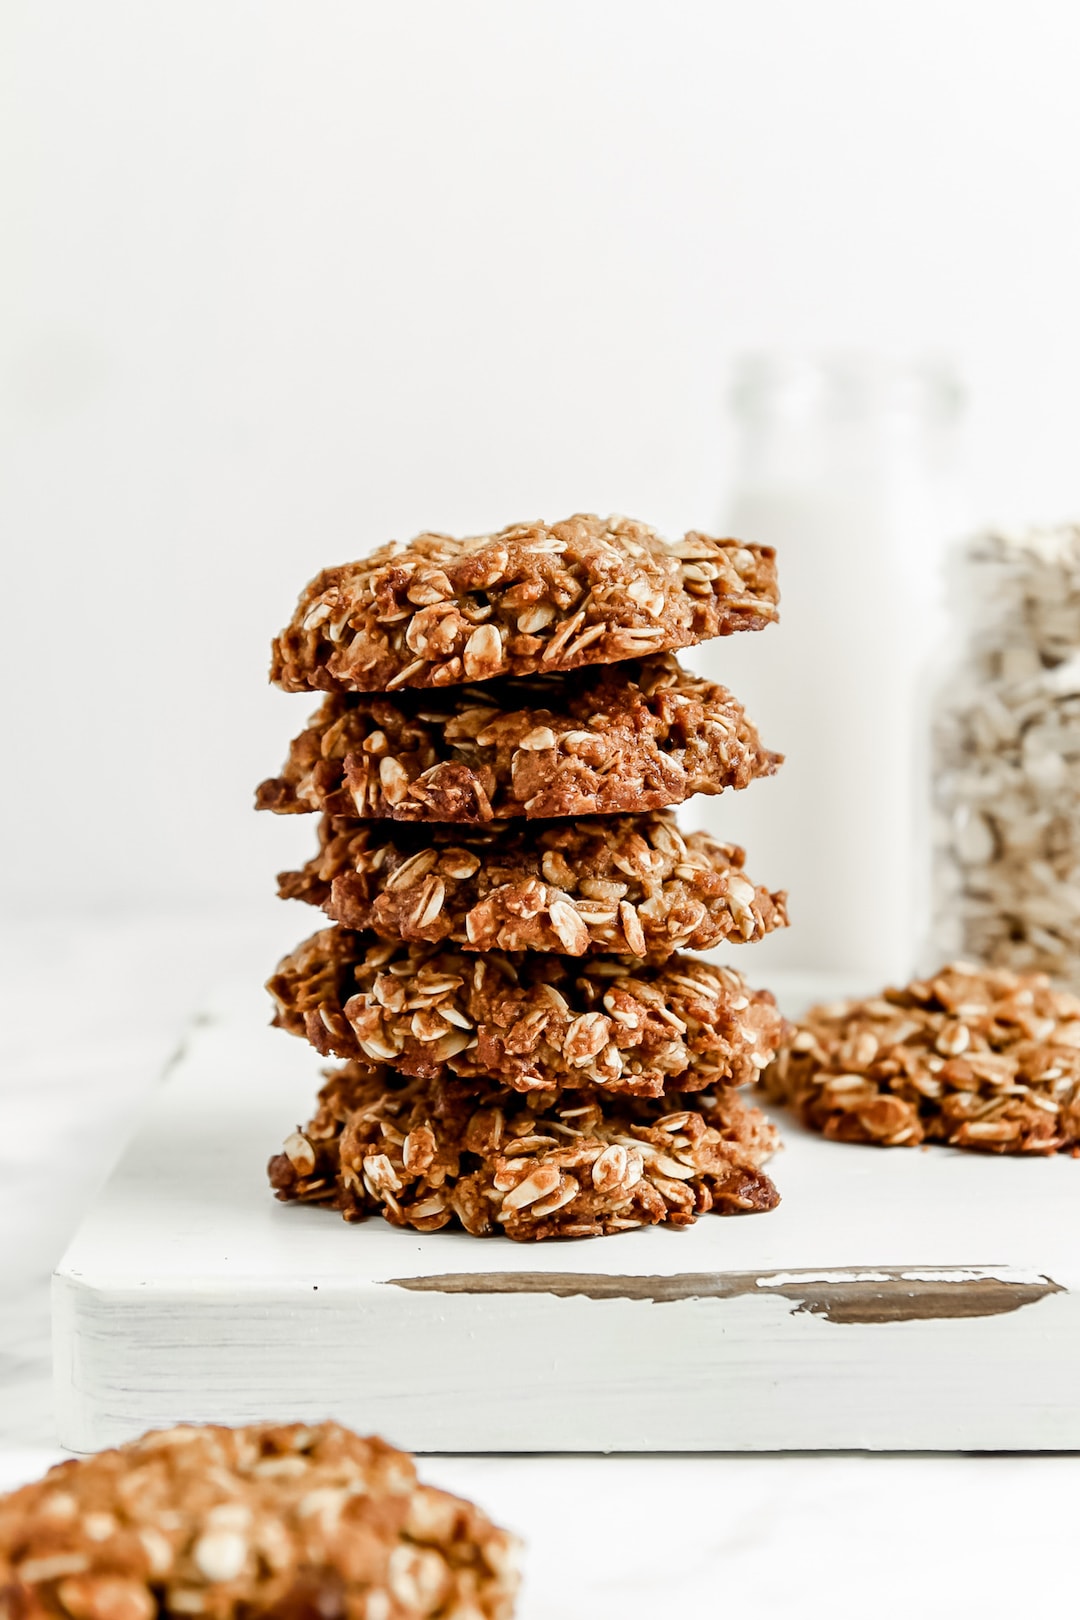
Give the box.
[690,354,966,985]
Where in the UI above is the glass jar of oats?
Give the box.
[932,524,1080,985]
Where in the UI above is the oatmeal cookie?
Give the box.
[764,961,1080,1153]
[0,1420,520,1620]
[278,811,788,958]
[255,654,779,823]
[267,928,785,1096]
[271,512,779,695]
[270,1064,780,1239]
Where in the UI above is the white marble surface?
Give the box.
[0,908,299,1447]
[2,1445,1079,1619]
[4,910,1080,1617]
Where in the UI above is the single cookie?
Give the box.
[267,928,786,1097]
[764,961,1080,1153]
[269,1064,781,1240]
[271,512,779,695]
[0,1421,520,1620]
[278,811,788,958]
[256,654,780,823]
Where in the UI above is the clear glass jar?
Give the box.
[932,525,1080,986]
[693,353,967,984]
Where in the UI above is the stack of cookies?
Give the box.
[259,514,788,1241]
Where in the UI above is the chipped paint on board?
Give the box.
[384,1266,1064,1323]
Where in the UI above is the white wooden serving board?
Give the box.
[54,980,1080,1455]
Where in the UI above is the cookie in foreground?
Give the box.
[268,928,786,1097]
[271,512,779,694]
[278,811,788,958]
[255,653,779,823]
[270,1065,780,1239]
[0,1420,520,1620]
[764,961,1080,1152]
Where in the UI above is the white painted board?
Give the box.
[53,981,1080,1454]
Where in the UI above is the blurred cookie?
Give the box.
[0,1420,520,1620]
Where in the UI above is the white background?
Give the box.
[4,0,1080,914]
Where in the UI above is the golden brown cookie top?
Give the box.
[271,512,778,695]
[0,1421,520,1620]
